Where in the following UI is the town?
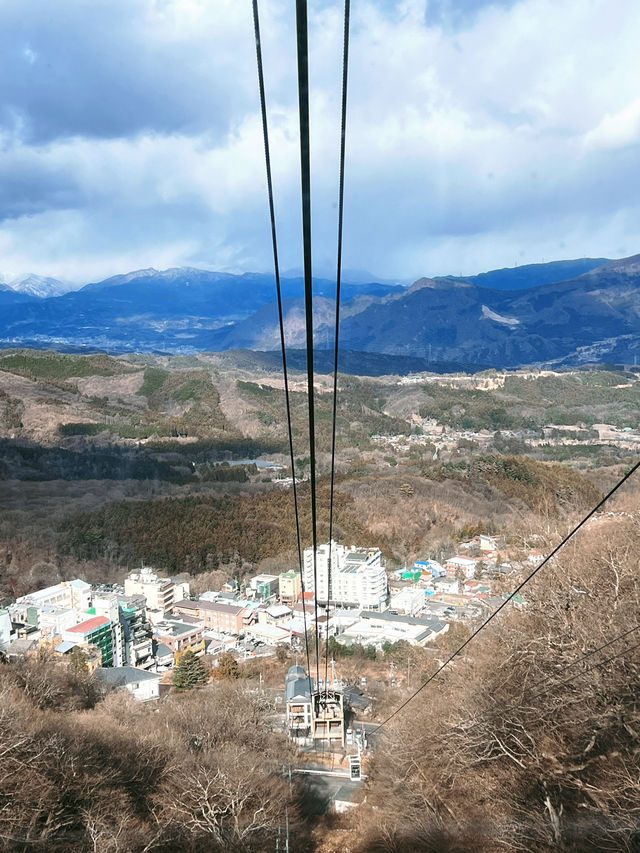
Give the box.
[0,531,535,771]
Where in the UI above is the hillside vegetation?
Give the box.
[0,673,308,852]
[342,513,640,853]
[1,350,633,597]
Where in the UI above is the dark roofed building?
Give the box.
[95,666,161,701]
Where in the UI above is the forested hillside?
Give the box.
[328,512,640,853]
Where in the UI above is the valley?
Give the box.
[1,347,637,595]
[1,348,639,852]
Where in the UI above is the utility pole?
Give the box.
[285,806,290,853]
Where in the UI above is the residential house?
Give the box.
[53,639,102,673]
[434,576,460,595]
[95,666,162,701]
[413,559,445,578]
[258,604,292,626]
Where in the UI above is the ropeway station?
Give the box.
[285,664,348,749]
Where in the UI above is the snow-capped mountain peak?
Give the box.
[7,274,73,298]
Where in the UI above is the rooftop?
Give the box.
[285,676,313,702]
[67,615,110,634]
[155,619,202,638]
[95,666,161,686]
[266,604,292,618]
[360,611,447,632]
[174,599,245,616]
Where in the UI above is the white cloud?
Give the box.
[0,0,638,282]
[584,98,640,152]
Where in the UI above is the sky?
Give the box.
[0,0,639,285]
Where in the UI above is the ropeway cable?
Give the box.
[325,0,351,702]
[252,0,312,693]
[456,622,640,729]
[514,637,640,711]
[295,0,321,687]
[372,458,640,733]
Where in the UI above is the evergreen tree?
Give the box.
[172,650,208,689]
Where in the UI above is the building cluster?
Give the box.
[0,543,390,684]
[0,568,192,699]
[0,537,516,708]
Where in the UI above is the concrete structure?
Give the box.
[119,595,154,668]
[62,615,113,667]
[36,605,77,638]
[303,541,387,610]
[95,666,161,701]
[248,574,279,601]
[258,604,292,626]
[246,622,291,645]
[339,611,449,649]
[172,599,248,635]
[12,579,92,628]
[124,567,189,613]
[445,556,478,579]
[279,570,302,604]
[153,640,174,669]
[153,616,205,657]
[389,587,425,616]
[91,590,153,669]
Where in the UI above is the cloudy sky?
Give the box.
[0,0,638,284]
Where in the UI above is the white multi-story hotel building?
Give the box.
[303,541,388,610]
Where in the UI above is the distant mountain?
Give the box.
[1,257,638,370]
[454,258,609,290]
[7,274,72,299]
[0,267,403,354]
[217,255,640,368]
[333,255,640,366]
[0,287,37,306]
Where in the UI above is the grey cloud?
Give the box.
[0,0,637,285]
[0,0,256,144]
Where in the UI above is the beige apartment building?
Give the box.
[279,570,302,604]
[124,567,189,613]
[172,599,247,635]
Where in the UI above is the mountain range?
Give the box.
[1,255,639,370]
